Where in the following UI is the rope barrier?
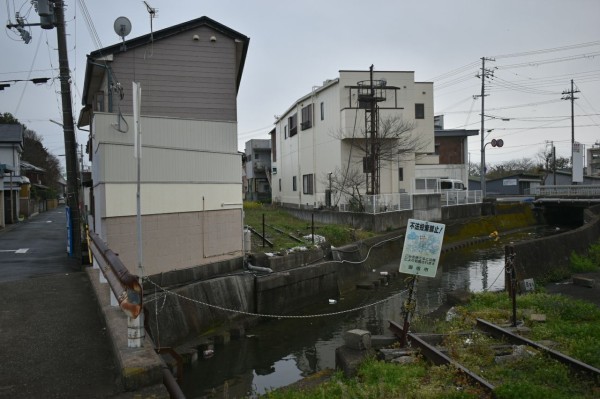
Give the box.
[144,277,409,319]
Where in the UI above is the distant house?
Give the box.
[19,160,47,217]
[586,144,600,176]
[470,173,542,196]
[415,115,478,188]
[544,170,600,186]
[244,138,271,201]
[78,16,250,276]
[0,124,24,225]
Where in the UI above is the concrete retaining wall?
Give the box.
[512,205,600,281]
[145,273,255,346]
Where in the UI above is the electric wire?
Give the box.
[13,34,42,115]
[491,40,600,60]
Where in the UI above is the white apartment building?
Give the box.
[271,69,437,209]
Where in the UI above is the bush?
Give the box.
[569,239,600,273]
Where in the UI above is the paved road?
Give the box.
[0,208,124,398]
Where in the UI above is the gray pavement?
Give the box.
[0,208,160,398]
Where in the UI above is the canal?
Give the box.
[180,226,559,398]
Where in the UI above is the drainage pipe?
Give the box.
[247,263,273,274]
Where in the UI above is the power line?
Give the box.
[491,40,600,59]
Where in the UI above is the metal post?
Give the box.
[505,245,517,327]
[262,213,265,247]
[400,276,418,347]
[311,213,314,245]
[55,1,81,261]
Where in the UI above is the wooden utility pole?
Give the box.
[55,1,81,261]
[477,57,494,198]
[562,79,579,164]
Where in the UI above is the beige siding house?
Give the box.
[79,17,249,276]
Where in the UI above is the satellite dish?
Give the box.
[114,17,132,50]
[114,17,132,39]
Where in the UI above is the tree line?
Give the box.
[1,112,63,200]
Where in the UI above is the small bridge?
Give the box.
[531,185,600,225]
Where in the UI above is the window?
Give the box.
[278,178,281,191]
[255,153,260,159]
[247,154,252,162]
[289,113,298,137]
[320,102,324,121]
[303,174,314,195]
[292,176,297,191]
[398,168,404,182]
[284,125,287,139]
[415,103,425,119]
[301,104,312,130]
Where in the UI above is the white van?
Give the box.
[439,179,466,191]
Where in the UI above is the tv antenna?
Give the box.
[114,16,132,51]
[143,1,158,41]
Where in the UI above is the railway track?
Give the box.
[388,318,600,397]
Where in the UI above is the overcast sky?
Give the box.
[2,0,599,171]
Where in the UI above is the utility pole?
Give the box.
[561,79,579,166]
[476,57,495,198]
[55,1,82,261]
[7,0,82,261]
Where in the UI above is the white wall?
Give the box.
[273,70,437,206]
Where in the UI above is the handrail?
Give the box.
[89,231,143,319]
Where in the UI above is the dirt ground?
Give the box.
[544,271,600,308]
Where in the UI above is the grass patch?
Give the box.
[243,202,375,251]
[264,292,600,398]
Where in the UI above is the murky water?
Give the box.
[180,227,554,398]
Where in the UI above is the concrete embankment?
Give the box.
[512,204,600,281]
[144,203,543,348]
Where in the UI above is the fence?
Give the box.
[441,190,483,206]
[339,193,413,214]
[530,185,600,197]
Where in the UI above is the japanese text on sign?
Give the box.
[399,219,445,278]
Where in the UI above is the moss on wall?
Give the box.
[443,203,537,245]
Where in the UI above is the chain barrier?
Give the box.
[144,277,409,319]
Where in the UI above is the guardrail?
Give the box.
[88,231,143,319]
[530,185,600,197]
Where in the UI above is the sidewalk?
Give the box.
[0,210,168,398]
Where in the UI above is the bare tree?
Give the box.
[333,115,430,195]
[322,167,367,211]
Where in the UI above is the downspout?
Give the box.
[89,62,113,112]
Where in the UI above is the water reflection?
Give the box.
[182,230,539,398]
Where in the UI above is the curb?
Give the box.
[85,267,169,396]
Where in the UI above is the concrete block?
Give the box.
[379,348,414,361]
[343,329,371,351]
[370,335,398,349]
[573,276,595,288]
[335,346,374,378]
[529,314,546,322]
[391,356,416,365]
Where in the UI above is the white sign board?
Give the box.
[503,178,517,186]
[399,219,445,278]
[572,142,584,183]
